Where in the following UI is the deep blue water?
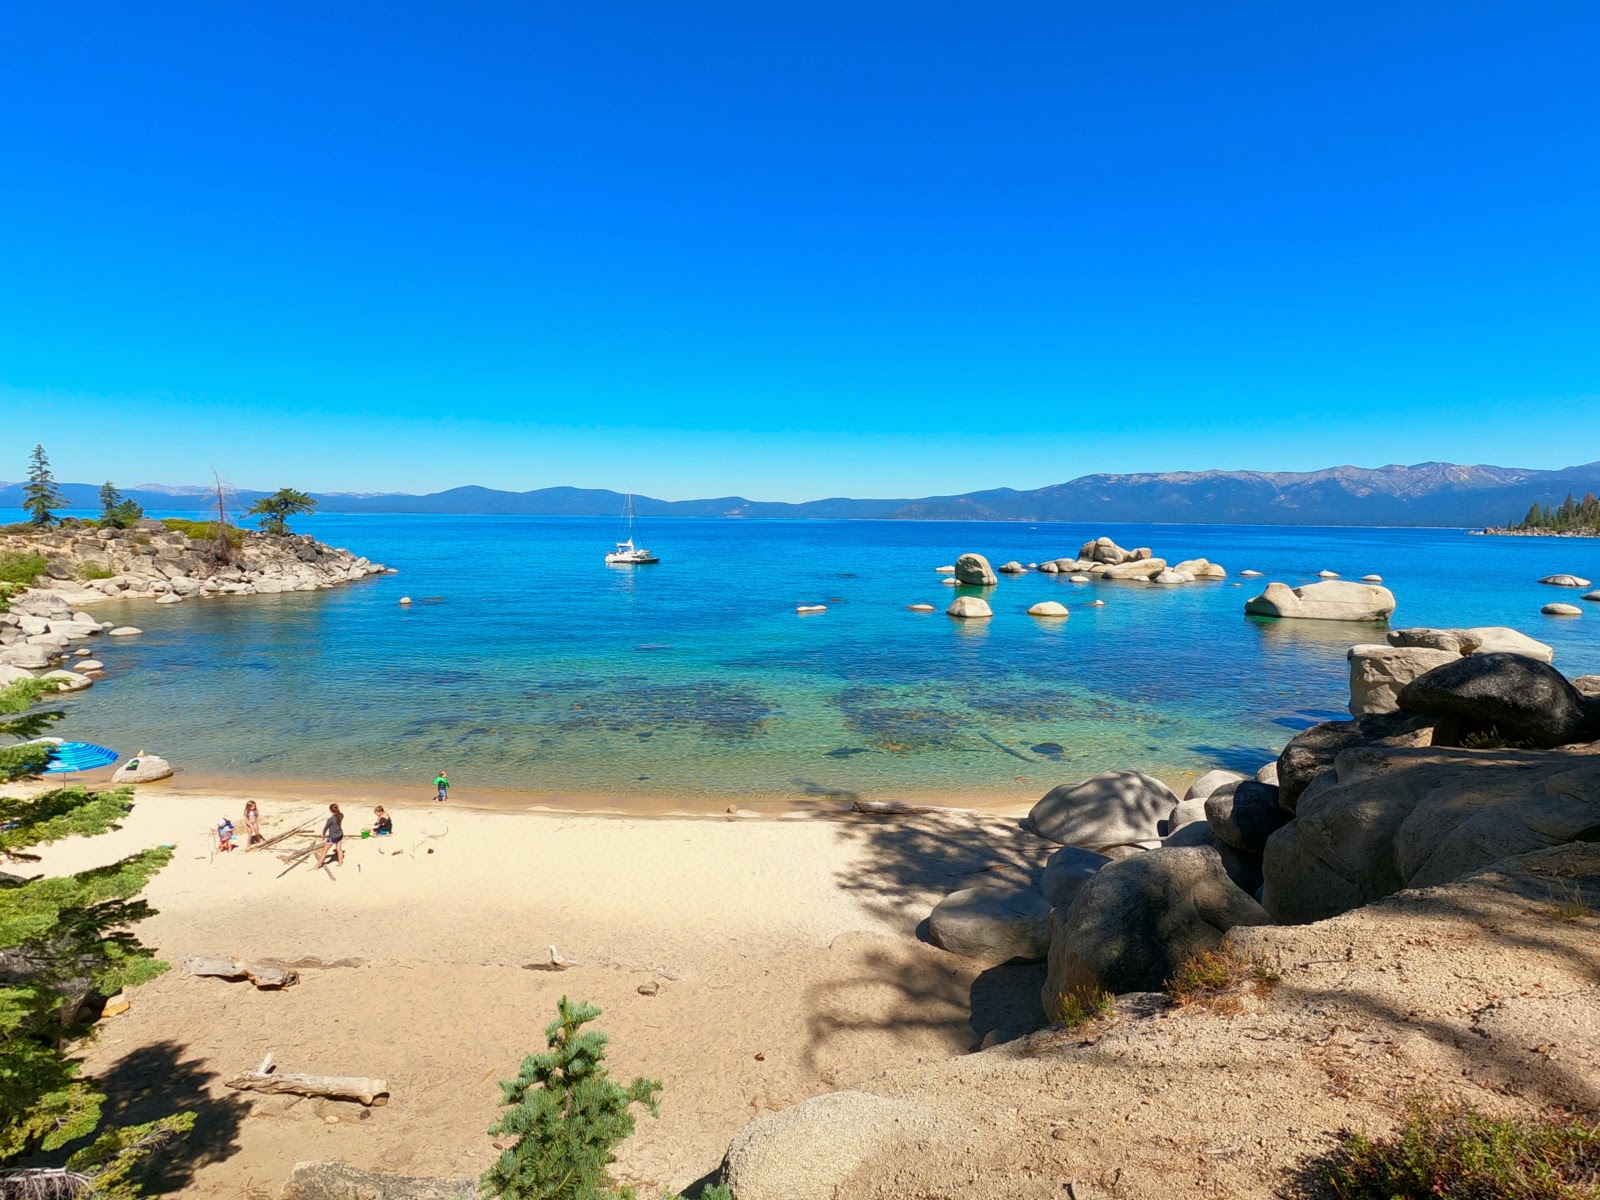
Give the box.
[23,514,1600,802]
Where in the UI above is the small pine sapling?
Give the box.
[482,996,662,1200]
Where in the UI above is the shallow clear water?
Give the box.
[27,514,1600,802]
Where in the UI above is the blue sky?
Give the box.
[2,3,1596,500]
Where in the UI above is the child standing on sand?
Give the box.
[434,771,450,802]
[314,804,345,868]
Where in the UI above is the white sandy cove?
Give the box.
[31,789,1046,1195]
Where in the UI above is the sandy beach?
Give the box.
[30,785,1049,1196]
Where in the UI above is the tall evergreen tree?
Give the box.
[22,444,64,527]
[97,482,144,530]
[0,677,190,1196]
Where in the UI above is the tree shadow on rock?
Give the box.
[969,959,1048,1046]
[85,1039,249,1193]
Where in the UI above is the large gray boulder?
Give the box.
[1162,819,1265,896]
[954,553,998,586]
[1397,652,1590,748]
[1101,558,1166,580]
[1277,713,1436,812]
[1029,770,1178,851]
[1041,847,1271,1005]
[927,885,1053,962]
[1204,780,1291,854]
[1079,536,1132,565]
[1539,574,1591,587]
[1039,846,1111,909]
[1263,745,1600,924]
[1347,643,1460,715]
[0,644,53,669]
[721,1090,952,1200]
[1244,579,1396,622]
[111,754,174,784]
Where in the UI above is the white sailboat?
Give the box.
[604,491,659,564]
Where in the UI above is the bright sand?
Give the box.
[31,786,1047,1195]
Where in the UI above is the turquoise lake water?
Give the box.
[25,515,1600,803]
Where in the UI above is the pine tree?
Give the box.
[22,444,64,527]
[246,487,317,536]
[482,997,662,1200]
[0,677,191,1195]
[97,482,144,530]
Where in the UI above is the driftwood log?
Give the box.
[851,800,981,817]
[184,956,299,989]
[226,1059,390,1106]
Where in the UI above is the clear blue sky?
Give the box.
[2,2,1596,500]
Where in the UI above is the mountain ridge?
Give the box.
[3,460,1598,527]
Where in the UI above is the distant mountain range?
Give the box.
[4,461,1599,527]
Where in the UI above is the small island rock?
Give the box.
[1542,603,1582,616]
[946,596,993,619]
[1244,579,1396,622]
[954,554,998,586]
[1026,601,1069,618]
[1539,574,1591,588]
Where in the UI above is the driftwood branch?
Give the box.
[252,816,319,853]
[225,1067,389,1106]
[184,956,299,989]
[851,800,981,817]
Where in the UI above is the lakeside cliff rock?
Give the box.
[0,521,388,673]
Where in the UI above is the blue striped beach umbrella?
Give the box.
[43,741,120,774]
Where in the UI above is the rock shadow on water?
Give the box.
[1189,743,1282,775]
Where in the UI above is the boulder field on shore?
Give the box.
[707,632,1600,1199]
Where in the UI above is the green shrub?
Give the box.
[482,997,662,1200]
[160,518,244,548]
[77,561,115,581]
[1046,985,1115,1030]
[1311,1099,1600,1199]
[0,550,49,586]
[1165,945,1281,1011]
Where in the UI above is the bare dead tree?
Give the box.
[205,469,237,568]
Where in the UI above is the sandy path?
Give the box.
[32,790,1046,1195]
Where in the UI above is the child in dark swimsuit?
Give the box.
[366,806,393,836]
[314,804,345,868]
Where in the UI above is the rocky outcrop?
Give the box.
[1346,643,1459,715]
[0,524,388,608]
[1396,652,1591,749]
[1262,745,1600,924]
[1538,574,1591,587]
[954,553,997,586]
[1244,579,1396,622]
[1028,770,1177,852]
[997,560,1026,574]
[1386,625,1554,664]
[1183,769,1247,804]
[1276,712,1436,812]
[1041,847,1270,1004]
